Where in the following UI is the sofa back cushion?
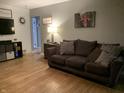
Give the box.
[75,40,97,57]
[87,47,102,62]
[60,41,74,55]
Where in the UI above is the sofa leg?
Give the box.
[108,84,114,88]
[49,65,52,67]
[48,63,52,68]
[106,82,115,88]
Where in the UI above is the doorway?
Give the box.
[31,16,41,53]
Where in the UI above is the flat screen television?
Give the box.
[0,18,15,35]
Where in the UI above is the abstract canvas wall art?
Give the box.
[75,11,96,28]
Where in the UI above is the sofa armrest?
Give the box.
[109,57,124,86]
[47,47,58,60]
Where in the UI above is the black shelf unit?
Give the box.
[0,41,23,62]
[0,45,6,61]
[13,42,23,58]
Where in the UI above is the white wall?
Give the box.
[30,0,124,52]
[0,4,32,53]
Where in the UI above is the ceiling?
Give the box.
[0,0,71,9]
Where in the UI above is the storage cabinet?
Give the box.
[6,51,15,60]
[0,45,6,61]
[0,53,6,62]
[0,41,23,62]
[13,42,23,58]
[6,44,15,60]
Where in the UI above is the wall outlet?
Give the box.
[14,38,18,41]
[23,50,26,53]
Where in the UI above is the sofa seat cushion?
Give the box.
[65,56,87,69]
[85,63,110,76]
[50,55,71,65]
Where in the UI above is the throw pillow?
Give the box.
[95,51,115,67]
[95,45,122,67]
[60,41,74,55]
[101,45,122,57]
[75,40,97,57]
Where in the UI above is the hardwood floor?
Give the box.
[0,54,123,93]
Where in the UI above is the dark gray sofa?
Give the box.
[47,40,124,87]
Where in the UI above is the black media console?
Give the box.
[0,40,23,62]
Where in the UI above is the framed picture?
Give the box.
[43,17,52,25]
[0,8,12,18]
[75,11,96,28]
